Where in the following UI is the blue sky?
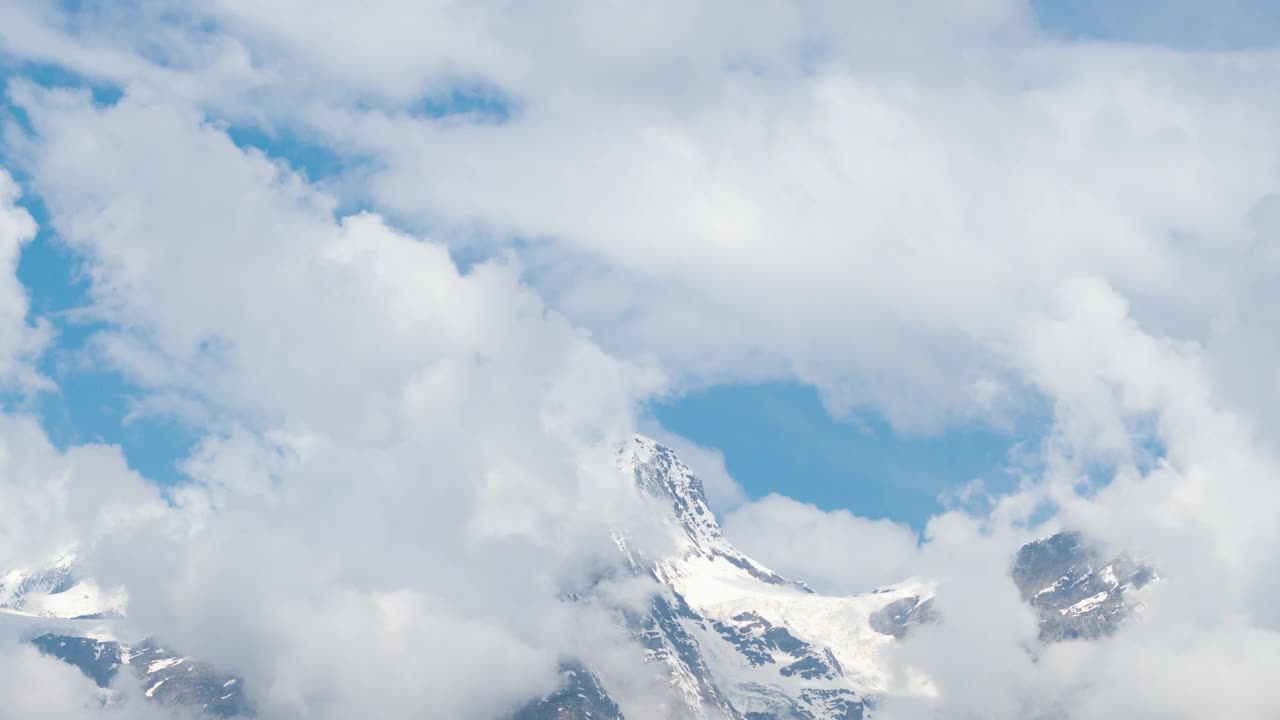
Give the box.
[1032,0,1280,49]
[0,0,1269,526]
[652,384,1046,529]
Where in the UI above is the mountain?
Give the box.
[512,662,626,720]
[0,554,248,715]
[604,437,931,719]
[1011,530,1156,642]
[9,436,1153,718]
[538,437,1153,719]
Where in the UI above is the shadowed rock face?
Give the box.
[1011,531,1156,642]
[512,663,625,720]
[868,596,937,640]
[32,634,250,717]
[712,611,844,681]
[31,634,124,688]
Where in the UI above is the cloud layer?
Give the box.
[2,1,1280,718]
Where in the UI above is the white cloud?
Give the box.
[0,642,111,719]
[352,51,1279,429]
[0,169,51,391]
[0,413,169,573]
[0,87,671,716]
[2,2,1280,718]
[722,494,921,595]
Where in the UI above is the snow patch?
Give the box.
[1062,591,1110,616]
[147,657,186,674]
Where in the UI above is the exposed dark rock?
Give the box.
[33,634,249,717]
[512,663,625,720]
[868,596,936,639]
[1012,531,1155,642]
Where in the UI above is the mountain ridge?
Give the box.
[8,435,1153,718]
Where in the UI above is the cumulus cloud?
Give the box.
[0,170,51,391]
[1,1,1280,718]
[721,495,921,595]
[7,3,1279,425]
[0,642,112,718]
[0,413,170,573]
[0,85,670,716]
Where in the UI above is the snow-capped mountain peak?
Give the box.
[610,436,938,718]
[618,436,805,591]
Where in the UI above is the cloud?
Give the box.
[0,86,672,717]
[7,5,1279,427]
[0,169,51,391]
[2,2,1280,718]
[359,51,1279,426]
[0,412,169,573]
[721,494,921,595]
[0,642,111,719]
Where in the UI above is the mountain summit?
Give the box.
[589,436,932,719]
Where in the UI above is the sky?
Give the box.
[3,1,1280,718]
[652,383,1041,528]
[0,0,1269,516]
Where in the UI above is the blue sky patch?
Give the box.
[13,190,199,487]
[224,124,349,184]
[1032,0,1280,50]
[653,382,1045,530]
[409,84,514,124]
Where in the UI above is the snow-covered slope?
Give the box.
[0,551,76,608]
[606,437,937,719]
[0,553,126,620]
